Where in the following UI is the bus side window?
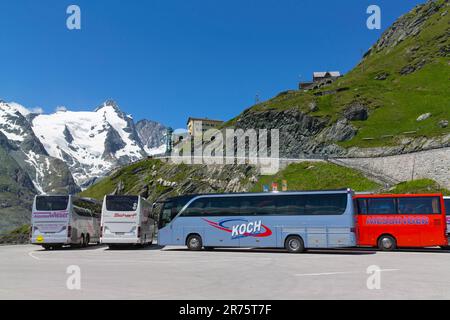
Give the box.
[398,197,441,215]
[367,198,396,215]
[206,198,240,217]
[445,200,450,216]
[277,195,305,216]
[182,199,207,217]
[357,199,368,215]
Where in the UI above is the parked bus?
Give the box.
[158,189,356,253]
[354,194,448,250]
[101,195,156,248]
[31,195,101,250]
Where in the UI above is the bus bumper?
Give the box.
[101,237,142,245]
[31,236,70,245]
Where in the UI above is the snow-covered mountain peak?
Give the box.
[94,100,123,113]
[32,102,147,186]
[1,99,167,190]
[0,101,34,142]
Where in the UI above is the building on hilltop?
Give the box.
[313,71,341,82]
[299,71,342,91]
[187,117,224,136]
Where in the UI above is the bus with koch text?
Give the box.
[354,193,448,250]
[157,189,356,253]
[101,195,156,248]
[31,195,101,250]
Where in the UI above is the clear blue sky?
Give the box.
[0,0,424,129]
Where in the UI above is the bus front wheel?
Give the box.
[186,234,203,251]
[377,235,397,251]
[285,236,305,253]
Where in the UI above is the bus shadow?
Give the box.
[343,247,450,254]
[36,244,107,252]
[105,244,164,251]
[390,248,450,254]
[165,247,376,256]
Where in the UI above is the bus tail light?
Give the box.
[137,226,141,238]
[67,226,72,238]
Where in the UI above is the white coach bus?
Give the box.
[101,195,156,248]
[31,195,101,250]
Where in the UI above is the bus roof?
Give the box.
[353,193,444,199]
[34,195,101,204]
[161,189,353,202]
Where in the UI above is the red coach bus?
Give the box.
[354,194,448,251]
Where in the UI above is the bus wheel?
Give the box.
[378,235,397,251]
[186,234,203,251]
[85,234,90,247]
[285,236,305,253]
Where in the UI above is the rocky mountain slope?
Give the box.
[80,158,259,203]
[80,158,384,205]
[136,119,167,155]
[227,0,449,158]
[0,131,36,233]
[0,101,79,194]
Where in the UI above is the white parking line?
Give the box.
[28,251,41,261]
[296,269,399,277]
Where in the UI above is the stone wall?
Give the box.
[336,148,450,189]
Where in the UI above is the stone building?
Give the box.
[187,117,224,136]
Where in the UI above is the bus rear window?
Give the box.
[35,196,69,211]
[106,196,139,212]
[398,197,441,214]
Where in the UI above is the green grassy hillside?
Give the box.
[229,0,450,148]
[251,162,381,192]
[390,179,450,195]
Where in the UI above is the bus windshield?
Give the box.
[159,196,196,228]
[106,196,139,212]
[35,196,69,211]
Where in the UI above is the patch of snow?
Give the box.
[145,144,167,156]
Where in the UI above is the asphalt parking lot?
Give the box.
[0,244,449,300]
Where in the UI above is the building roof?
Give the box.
[187,117,224,125]
[313,71,341,78]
